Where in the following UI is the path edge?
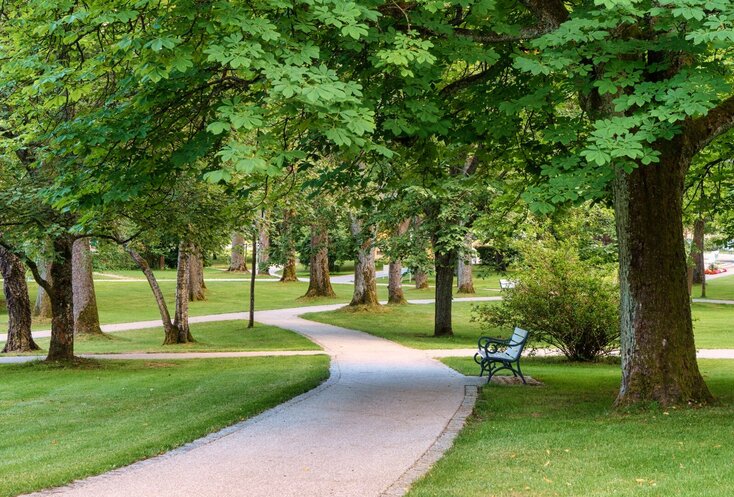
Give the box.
[379,384,479,497]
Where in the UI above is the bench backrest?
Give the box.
[506,327,529,360]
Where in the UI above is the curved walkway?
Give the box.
[21,304,478,497]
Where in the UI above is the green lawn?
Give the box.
[407,358,734,497]
[28,320,320,355]
[693,274,734,300]
[306,301,734,349]
[0,356,329,497]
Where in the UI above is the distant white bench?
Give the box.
[499,279,516,290]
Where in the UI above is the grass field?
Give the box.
[306,301,734,349]
[28,320,321,355]
[0,356,329,497]
[406,357,734,497]
[693,274,734,300]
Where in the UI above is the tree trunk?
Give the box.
[691,217,705,284]
[258,214,271,275]
[613,155,713,406]
[388,219,410,305]
[414,268,429,289]
[249,230,257,328]
[72,238,104,336]
[127,247,177,340]
[388,261,406,305]
[457,233,476,294]
[228,232,249,272]
[433,250,456,337]
[280,210,299,282]
[303,225,336,298]
[0,246,38,353]
[188,246,206,301]
[159,255,166,270]
[46,236,76,362]
[33,262,53,319]
[349,216,380,307]
[171,242,194,344]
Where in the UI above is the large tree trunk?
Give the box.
[280,210,299,282]
[433,250,456,337]
[414,268,429,289]
[33,262,53,319]
[388,219,410,305]
[188,246,206,301]
[388,261,406,305]
[0,246,39,353]
[46,236,76,361]
[691,217,706,297]
[72,238,104,336]
[349,217,380,308]
[303,225,336,298]
[258,214,271,275]
[127,247,177,340]
[228,232,249,272]
[613,153,713,406]
[171,242,195,344]
[457,233,476,294]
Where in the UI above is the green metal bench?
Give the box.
[474,327,530,384]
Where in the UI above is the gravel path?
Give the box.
[19,303,479,497]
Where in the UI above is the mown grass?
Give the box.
[28,320,320,354]
[307,301,734,350]
[693,273,734,300]
[0,356,329,497]
[407,357,734,497]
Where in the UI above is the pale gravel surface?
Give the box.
[18,303,477,497]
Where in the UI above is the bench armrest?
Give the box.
[478,336,508,354]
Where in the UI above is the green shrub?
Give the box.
[473,241,619,361]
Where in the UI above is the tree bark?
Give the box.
[433,249,456,337]
[303,225,336,298]
[414,268,429,289]
[0,246,38,353]
[279,210,299,282]
[613,153,713,406]
[171,242,195,344]
[457,233,476,294]
[228,232,249,272]
[691,218,706,296]
[188,246,206,301]
[72,238,104,336]
[257,213,271,275]
[249,230,257,328]
[33,262,53,319]
[45,236,76,361]
[127,247,177,340]
[349,216,380,308]
[388,219,410,305]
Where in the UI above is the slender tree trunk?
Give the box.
[33,262,53,319]
[433,249,456,337]
[457,233,476,294]
[691,217,705,284]
[228,232,249,272]
[72,238,104,336]
[388,219,410,305]
[0,246,38,353]
[249,231,257,328]
[613,155,713,406]
[414,268,429,289]
[159,255,166,270]
[46,236,76,361]
[280,210,299,282]
[349,216,380,307]
[188,246,206,301]
[258,213,271,275]
[303,225,336,298]
[172,242,195,344]
[127,247,177,340]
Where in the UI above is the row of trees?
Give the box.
[2,1,734,407]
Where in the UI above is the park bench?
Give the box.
[499,278,516,290]
[474,327,530,384]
